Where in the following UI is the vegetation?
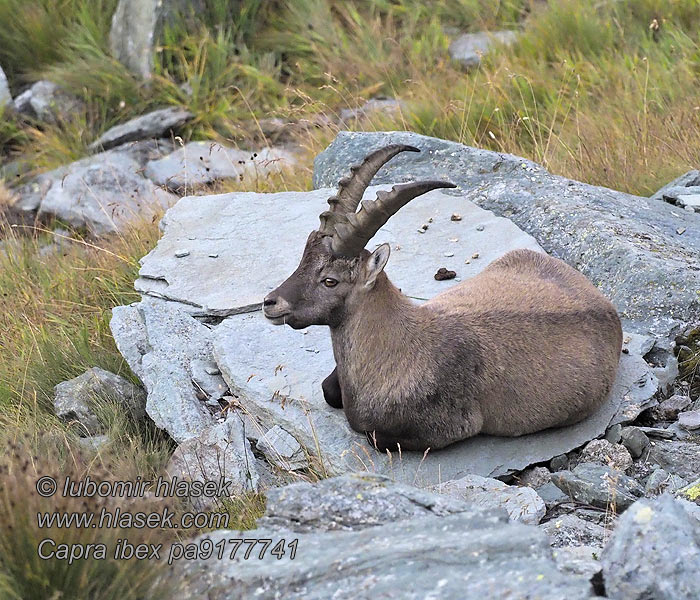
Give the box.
[1,0,699,596]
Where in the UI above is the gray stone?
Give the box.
[653,393,691,420]
[338,97,404,124]
[611,334,660,424]
[166,413,260,510]
[12,80,83,123]
[619,426,650,458]
[635,426,674,439]
[536,482,569,507]
[110,0,203,79]
[678,409,700,430]
[578,438,633,472]
[144,142,296,193]
[551,463,644,510]
[448,30,518,68]
[256,425,308,471]
[17,146,176,235]
[190,358,228,401]
[604,423,622,444]
[174,477,595,600]
[550,454,569,471]
[53,367,146,435]
[601,495,700,600]
[313,132,700,339]
[431,474,546,525]
[645,468,688,495]
[89,107,193,151]
[110,298,213,443]
[258,472,483,532]
[517,466,551,488]
[646,439,700,480]
[540,514,607,548]
[0,66,10,107]
[551,546,602,580]
[651,170,700,212]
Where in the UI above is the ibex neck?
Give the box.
[330,273,425,379]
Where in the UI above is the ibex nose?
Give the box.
[263,296,276,307]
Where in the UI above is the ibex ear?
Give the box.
[364,243,390,289]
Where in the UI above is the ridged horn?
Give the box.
[318,144,420,235]
[330,180,457,257]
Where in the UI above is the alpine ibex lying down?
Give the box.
[264,145,623,452]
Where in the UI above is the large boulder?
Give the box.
[601,495,700,600]
[313,131,700,340]
[15,143,176,235]
[111,183,658,483]
[173,473,596,599]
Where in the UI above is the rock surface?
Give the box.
[112,181,659,484]
[90,107,193,151]
[651,169,700,212]
[645,440,700,481]
[12,80,83,123]
[0,66,10,107]
[144,142,295,193]
[53,367,146,435]
[258,472,479,532]
[17,144,176,234]
[552,463,644,510]
[110,0,202,79]
[174,474,596,600]
[313,131,700,339]
[541,514,608,548]
[601,495,700,600]
[431,474,546,524]
[449,30,518,68]
[166,413,260,509]
[578,438,632,472]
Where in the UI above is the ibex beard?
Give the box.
[264,144,622,453]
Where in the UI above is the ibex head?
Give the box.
[263,145,456,329]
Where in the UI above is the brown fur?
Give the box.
[265,237,622,453]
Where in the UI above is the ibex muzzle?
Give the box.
[264,145,622,452]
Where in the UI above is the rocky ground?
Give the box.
[12,112,697,596]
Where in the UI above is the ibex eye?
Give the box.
[323,278,338,287]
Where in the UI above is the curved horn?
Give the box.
[330,180,457,257]
[319,144,419,235]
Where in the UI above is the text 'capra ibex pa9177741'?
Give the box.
[263,144,623,452]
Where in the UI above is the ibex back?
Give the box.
[264,145,622,452]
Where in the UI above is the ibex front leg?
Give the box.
[322,367,343,408]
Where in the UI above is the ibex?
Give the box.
[263,145,622,452]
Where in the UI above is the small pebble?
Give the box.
[464,259,471,264]
[444,252,454,257]
[428,217,433,223]
[417,224,429,233]
[677,227,686,235]
[208,253,219,258]
[471,252,480,259]
[175,249,190,258]
[475,225,484,231]
[205,366,221,376]
[450,213,462,221]
[449,237,458,242]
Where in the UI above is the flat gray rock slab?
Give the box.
[135,185,542,315]
[175,505,594,600]
[89,107,193,151]
[212,311,654,484]
[144,142,296,193]
[449,30,518,68]
[314,131,700,339]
